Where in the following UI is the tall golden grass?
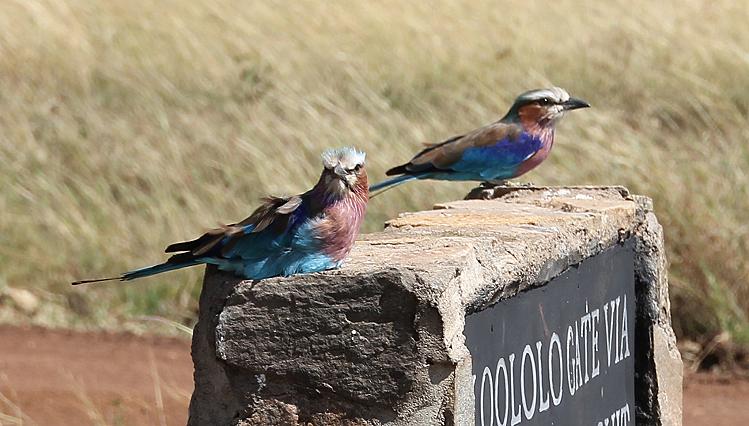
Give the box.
[1,0,748,343]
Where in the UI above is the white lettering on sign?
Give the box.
[509,354,522,425]
[548,333,563,407]
[481,366,493,426]
[596,403,632,426]
[591,307,600,379]
[520,344,537,420]
[605,297,619,366]
[495,357,509,426]
[535,341,550,413]
[474,294,632,425]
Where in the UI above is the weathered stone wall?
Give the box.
[188,186,682,425]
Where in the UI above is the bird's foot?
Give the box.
[467,180,537,200]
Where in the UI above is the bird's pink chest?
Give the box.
[316,197,367,262]
[515,129,554,177]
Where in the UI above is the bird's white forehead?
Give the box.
[517,87,570,104]
[321,147,366,169]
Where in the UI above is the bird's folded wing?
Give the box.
[386,122,524,175]
[163,195,303,258]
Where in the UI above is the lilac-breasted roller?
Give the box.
[72,147,369,284]
[369,87,589,193]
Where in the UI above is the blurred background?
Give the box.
[1,0,748,424]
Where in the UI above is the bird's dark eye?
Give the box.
[540,97,550,105]
[353,164,362,172]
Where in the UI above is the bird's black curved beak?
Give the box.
[562,97,590,111]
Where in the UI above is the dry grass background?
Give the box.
[1,0,748,346]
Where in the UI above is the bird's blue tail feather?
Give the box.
[122,260,201,281]
[369,174,422,192]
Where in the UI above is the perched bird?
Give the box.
[72,147,369,284]
[369,87,589,193]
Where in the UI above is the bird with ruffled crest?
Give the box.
[369,87,589,193]
[73,147,369,284]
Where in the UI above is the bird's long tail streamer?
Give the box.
[71,260,201,285]
[368,174,422,199]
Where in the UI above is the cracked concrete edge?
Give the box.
[632,200,683,426]
[188,268,243,425]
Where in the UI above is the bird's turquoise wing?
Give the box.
[207,198,339,279]
[162,195,303,262]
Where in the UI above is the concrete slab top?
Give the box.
[343,187,640,310]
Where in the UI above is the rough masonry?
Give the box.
[188,186,682,425]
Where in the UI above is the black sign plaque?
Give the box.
[465,244,635,426]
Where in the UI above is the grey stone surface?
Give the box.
[188,186,682,425]
[631,203,683,426]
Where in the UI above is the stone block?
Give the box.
[188,186,681,425]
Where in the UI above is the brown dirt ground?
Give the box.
[0,326,747,425]
[0,325,192,426]
[683,371,749,425]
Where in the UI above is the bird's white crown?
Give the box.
[321,147,366,170]
[516,87,570,104]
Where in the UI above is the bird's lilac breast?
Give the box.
[514,128,554,177]
[316,195,367,263]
